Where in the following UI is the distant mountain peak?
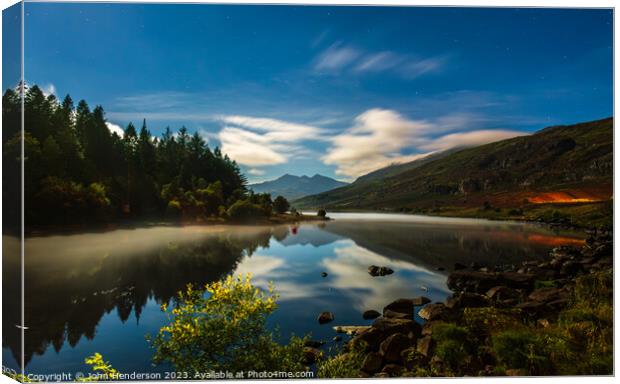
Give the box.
[249,173,348,200]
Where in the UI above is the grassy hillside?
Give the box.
[295,117,612,226]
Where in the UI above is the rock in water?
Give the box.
[368,265,380,276]
[321,272,328,277]
[363,310,381,320]
[383,298,415,315]
[368,265,394,276]
[317,311,334,324]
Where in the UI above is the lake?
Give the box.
[2,213,585,376]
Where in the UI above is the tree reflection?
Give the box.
[2,226,283,367]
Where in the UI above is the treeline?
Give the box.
[2,85,288,228]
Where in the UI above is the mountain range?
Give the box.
[294,117,613,211]
[248,174,348,200]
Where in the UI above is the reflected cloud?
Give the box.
[321,243,450,311]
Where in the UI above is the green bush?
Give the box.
[317,209,327,217]
[432,324,474,373]
[317,346,365,378]
[226,199,268,220]
[273,195,290,214]
[491,330,549,374]
[149,275,306,373]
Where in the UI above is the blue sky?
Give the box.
[21,4,612,182]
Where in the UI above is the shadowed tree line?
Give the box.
[2,84,289,229]
[2,227,284,367]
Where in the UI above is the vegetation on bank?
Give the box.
[2,85,298,229]
[316,268,612,377]
[429,200,613,229]
[72,263,612,381]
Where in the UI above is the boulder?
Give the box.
[349,327,384,352]
[383,309,412,320]
[412,296,432,306]
[379,333,411,363]
[421,320,445,336]
[527,287,569,303]
[416,335,434,357]
[363,310,381,320]
[383,298,415,315]
[485,286,520,302]
[447,271,535,293]
[372,317,421,337]
[445,292,490,309]
[317,311,334,324]
[321,272,328,277]
[360,352,383,373]
[333,335,342,342]
[417,303,455,321]
[302,347,322,364]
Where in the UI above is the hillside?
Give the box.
[294,117,613,214]
[249,174,348,200]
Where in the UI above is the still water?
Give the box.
[2,213,584,375]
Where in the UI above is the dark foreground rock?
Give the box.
[363,310,381,320]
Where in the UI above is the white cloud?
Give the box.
[398,55,448,79]
[421,129,527,152]
[354,51,403,73]
[248,168,266,176]
[105,122,124,137]
[314,44,447,79]
[322,109,434,178]
[314,42,360,72]
[214,115,326,167]
[219,126,287,166]
[322,108,528,179]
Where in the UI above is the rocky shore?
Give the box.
[318,230,613,377]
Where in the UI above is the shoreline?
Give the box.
[317,231,613,377]
[300,200,612,234]
[16,213,330,238]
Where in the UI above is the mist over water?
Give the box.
[2,214,584,375]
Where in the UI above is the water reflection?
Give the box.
[2,215,583,374]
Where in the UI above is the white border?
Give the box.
[0,1,616,384]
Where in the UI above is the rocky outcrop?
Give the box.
[337,232,612,378]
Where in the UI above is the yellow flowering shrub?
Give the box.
[149,274,307,373]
